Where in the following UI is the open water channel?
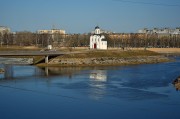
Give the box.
[0,56,180,119]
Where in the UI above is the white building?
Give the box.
[0,26,10,35]
[138,27,180,35]
[90,26,107,50]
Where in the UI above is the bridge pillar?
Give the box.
[45,55,49,64]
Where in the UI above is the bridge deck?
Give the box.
[0,51,68,56]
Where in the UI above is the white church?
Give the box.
[90,26,107,50]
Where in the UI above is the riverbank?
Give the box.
[0,57,33,64]
[37,50,171,67]
[1,47,178,66]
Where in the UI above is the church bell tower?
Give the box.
[95,26,100,35]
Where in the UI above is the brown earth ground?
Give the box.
[146,48,180,53]
[1,46,180,54]
[106,47,180,54]
[59,47,180,54]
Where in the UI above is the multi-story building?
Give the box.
[0,26,10,35]
[138,27,180,35]
[37,29,66,47]
[173,28,180,34]
[37,29,65,34]
[138,28,149,34]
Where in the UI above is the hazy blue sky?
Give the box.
[0,0,180,33]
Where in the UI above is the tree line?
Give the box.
[0,31,180,48]
[0,32,90,48]
[105,33,180,48]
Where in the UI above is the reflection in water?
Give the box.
[42,67,83,78]
[1,58,180,119]
[0,64,14,80]
[0,65,109,100]
[0,65,83,80]
[0,58,180,119]
[0,65,171,100]
[89,70,107,100]
[172,76,180,91]
[90,70,107,82]
[4,65,14,79]
[0,65,46,80]
[0,63,179,101]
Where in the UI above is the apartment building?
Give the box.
[138,28,180,35]
[0,26,10,35]
[37,29,65,34]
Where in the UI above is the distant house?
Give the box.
[90,26,107,50]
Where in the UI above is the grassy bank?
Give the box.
[0,46,171,66]
[0,46,41,51]
[58,50,160,58]
[37,50,170,67]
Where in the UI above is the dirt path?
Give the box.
[147,48,180,53]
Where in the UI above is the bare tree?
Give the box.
[0,33,2,47]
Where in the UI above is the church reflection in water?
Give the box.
[90,70,107,82]
[38,68,109,100]
[0,65,109,100]
[89,70,107,100]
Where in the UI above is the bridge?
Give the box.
[0,51,74,64]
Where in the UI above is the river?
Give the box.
[0,56,180,119]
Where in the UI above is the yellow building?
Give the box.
[37,29,65,34]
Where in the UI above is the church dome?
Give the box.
[95,26,100,29]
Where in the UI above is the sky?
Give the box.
[0,0,180,33]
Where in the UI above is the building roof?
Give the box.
[95,26,100,29]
